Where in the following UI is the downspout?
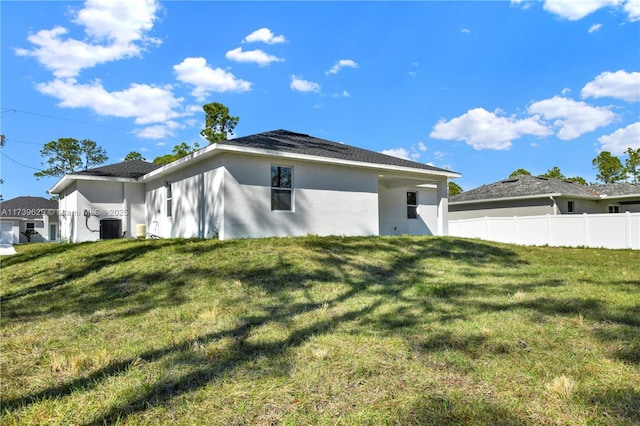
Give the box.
[549,195,557,215]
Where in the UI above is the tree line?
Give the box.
[449,148,639,196]
[33,102,238,178]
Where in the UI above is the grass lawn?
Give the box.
[1,236,638,425]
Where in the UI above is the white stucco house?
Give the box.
[49,130,460,242]
[0,196,59,244]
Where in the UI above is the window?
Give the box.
[165,181,172,217]
[26,222,36,231]
[609,205,620,213]
[407,191,418,219]
[567,201,575,214]
[271,166,292,211]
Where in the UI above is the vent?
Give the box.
[100,219,122,240]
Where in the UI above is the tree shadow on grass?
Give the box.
[2,236,636,424]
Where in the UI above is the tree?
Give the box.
[80,139,108,170]
[124,151,146,162]
[592,151,627,183]
[200,102,239,143]
[566,176,588,185]
[539,166,566,180]
[152,142,200,166]
[509,168,531,178]
[448,181,463,196]
[34,138,108,179]
[624,147,640,185]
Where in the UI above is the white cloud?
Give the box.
[430,108,551,150]
[134,124,175,139]
[381,148,412,161]
[598,122,640,154]
[588,23,603,33]
[624,0,640,21]
[542,0,622,20]
[461,28,470,34]
[15,0,161,78]
[243,28,286,44]
[225,47,283,66]
[290,75,320,93]
[36,78,186,125]
[527,96,617,140]
[581,70,640,102]
[561,87,571,95]
[326,59,359,75]
[173,57,252,101]
[381,141,428,161]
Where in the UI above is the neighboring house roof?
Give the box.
[74,159,161,178]
[590,183,640,197]
[450,175,640,204]
[0,196,58,219]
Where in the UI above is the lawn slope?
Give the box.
[1,236,638,425]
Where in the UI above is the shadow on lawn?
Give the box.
[2,236,638,424]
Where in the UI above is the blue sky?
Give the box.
[1,0,639,201]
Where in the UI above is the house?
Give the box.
[449,174,640,220]
[0,196,59,244]
[49,129,460,242]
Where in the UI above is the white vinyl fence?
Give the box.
[449,212,640,250]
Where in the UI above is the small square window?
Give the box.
[567,201,575,213]
[609,205,619,213]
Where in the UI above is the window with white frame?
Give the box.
[609,205,620,213]
[567,200,575,214]
[407,191,418,219]
[165,181,172,217]
[26,222,36,231]
[271,165,293,211]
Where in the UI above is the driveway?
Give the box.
[0,244,17,255]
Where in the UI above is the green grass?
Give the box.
[1,236,638,425]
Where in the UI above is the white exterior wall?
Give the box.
[58,180,145,242]
[220,153,379,239]
[378,183,438,236]
[145,156,225,239]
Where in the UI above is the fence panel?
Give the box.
[449,213,640,249]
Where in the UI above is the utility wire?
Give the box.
[1,151,42,171]
[1,108,130,130]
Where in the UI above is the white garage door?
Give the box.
[1,221,14,244]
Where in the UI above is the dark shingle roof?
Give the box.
[75,159,160,178]
[220,129,454,174]
[450,175,600,203]
[1,196,58,219]
[590,183,640,196]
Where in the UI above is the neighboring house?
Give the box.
[49,129,459,242]
[449,174,640,220]
[0,196,59,244]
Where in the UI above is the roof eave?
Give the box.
[139,143,460,181]
[48,174,140,194]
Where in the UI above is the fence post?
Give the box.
[625,211,630,249]
[583,213,589,247]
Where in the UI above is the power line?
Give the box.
[1,108,130,131]
[1,151,42,171]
